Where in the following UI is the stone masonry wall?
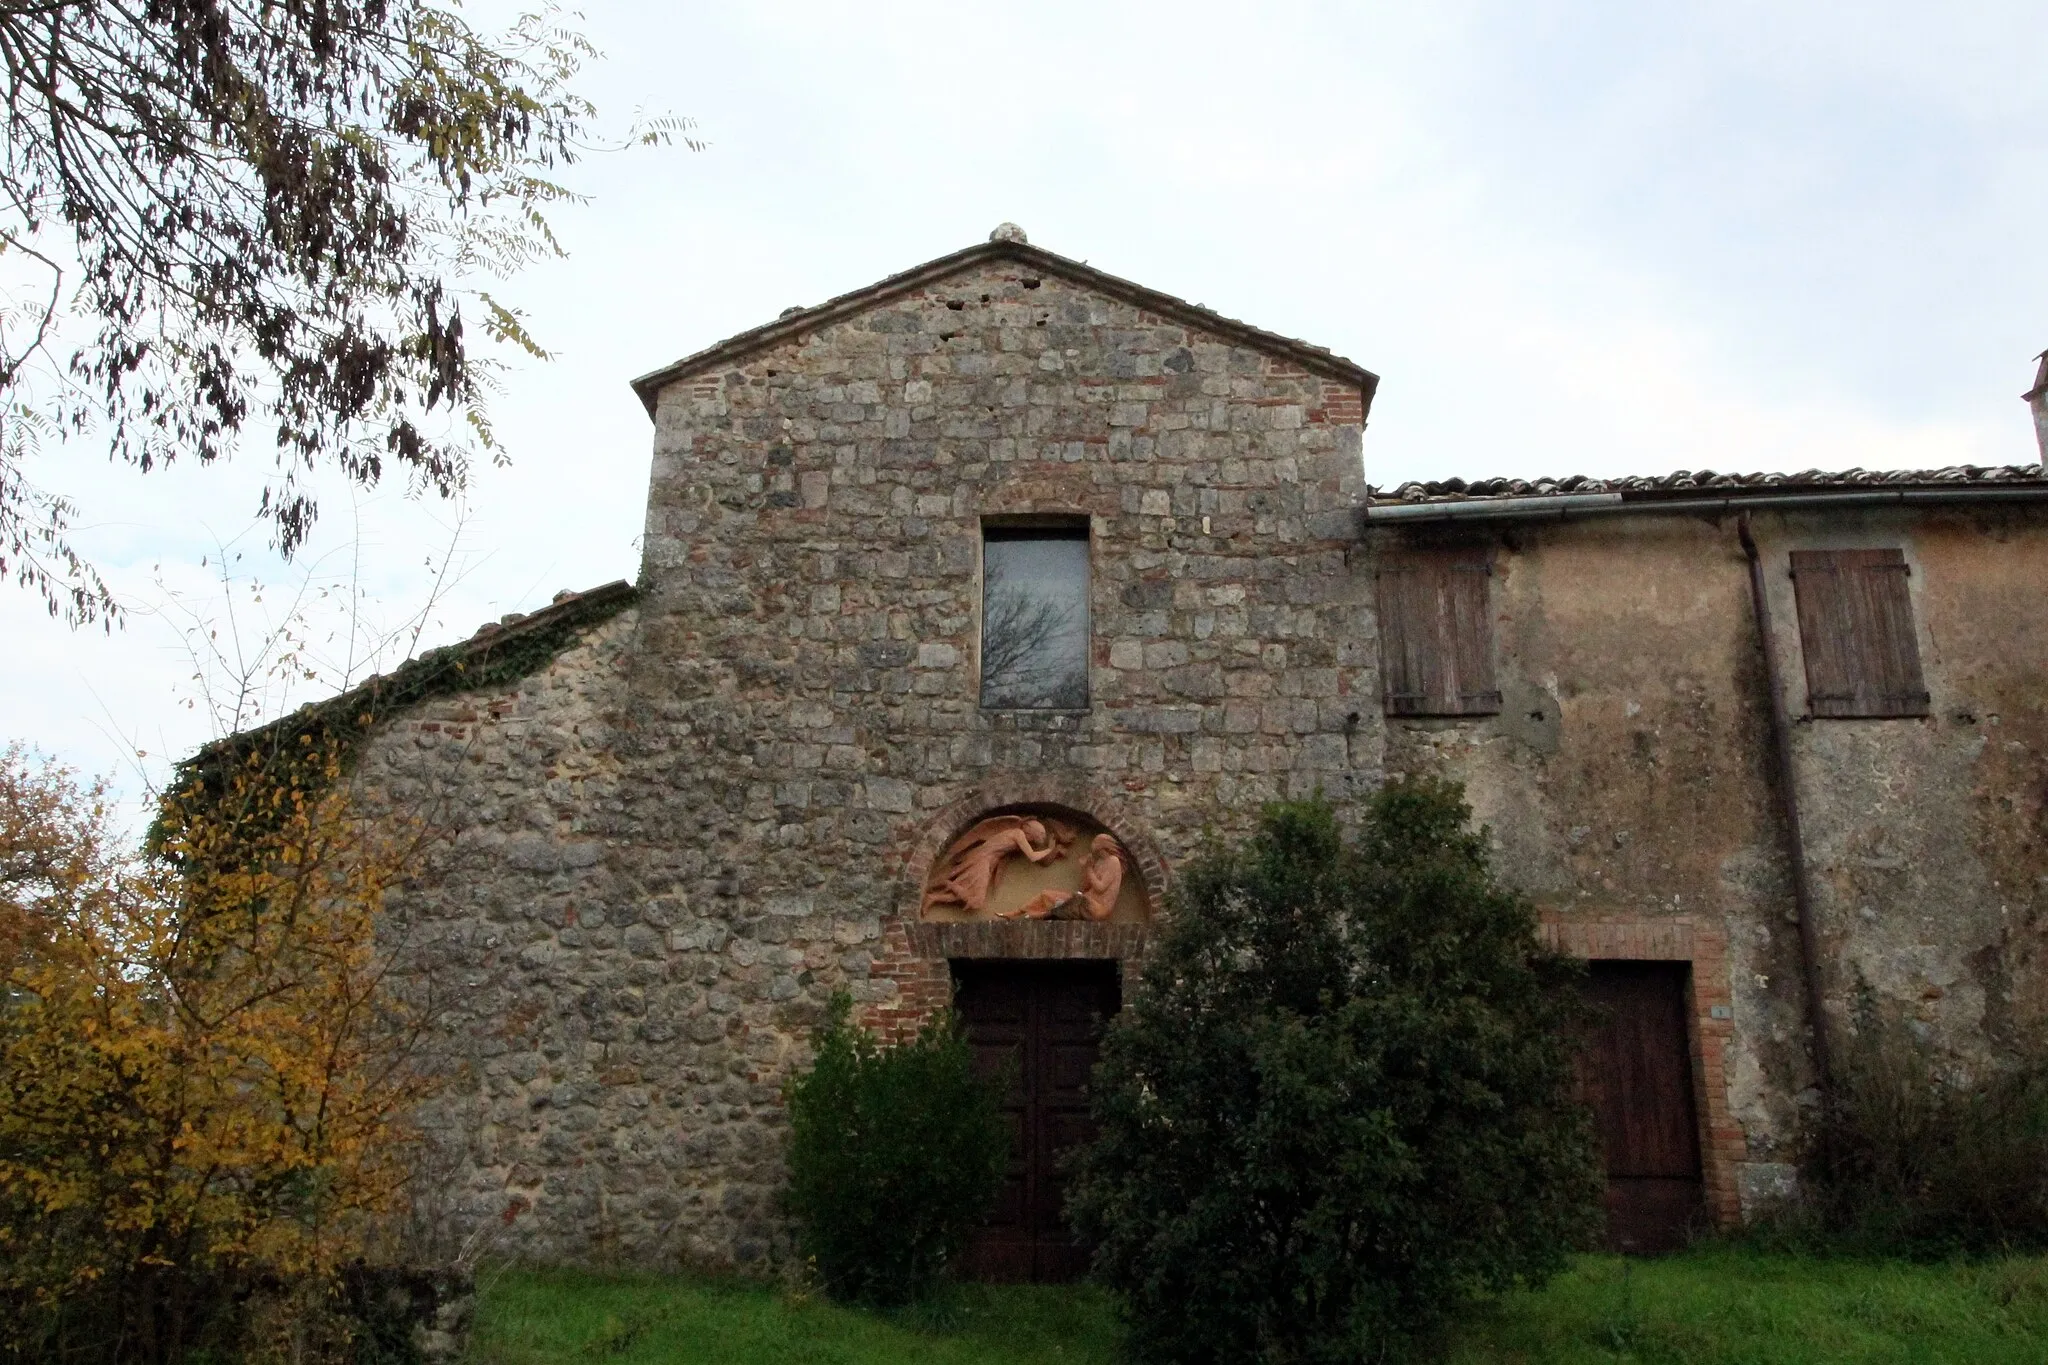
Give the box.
[345,247,2048,1264]
[354,611,643,1262]
[615,258,1382,1259]
[358,255,1384,1268]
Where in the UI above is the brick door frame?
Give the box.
[1541,912,1742,1229]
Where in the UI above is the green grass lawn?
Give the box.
[1443,1248,2048,1363]
[466,1269,1120,1365]
[468,1247,2048,1364]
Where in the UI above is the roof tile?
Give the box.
[1369,464,2048,504]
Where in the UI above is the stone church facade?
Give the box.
[332,227,2048,1269]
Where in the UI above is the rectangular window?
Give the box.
[1789,548,1929,718]
[1376,549,1501,717]
[982,524,1090,710]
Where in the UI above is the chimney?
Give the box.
[2027,350,2048,468]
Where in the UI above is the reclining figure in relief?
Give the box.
[1000,833,1129,923]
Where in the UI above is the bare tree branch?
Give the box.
[0,0,698,626]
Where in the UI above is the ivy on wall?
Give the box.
[156,581,639,843]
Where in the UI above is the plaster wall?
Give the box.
[1754,510,2048,1057]
[1380,506,2048,1210]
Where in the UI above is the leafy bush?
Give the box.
[784,993,1008,1306]
[1067,781,1603,1363]
[1800,989,2048,1256]
[0,742,441,1363]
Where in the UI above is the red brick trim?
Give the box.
[1317,379,1367,426]
[864,919,954,1045]
[1539,912,1742,1231]
[906,921,1148,961]
[863,921,1153,1045]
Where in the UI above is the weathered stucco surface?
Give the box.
[1760,510,2048,1056]
[1381,505,2048,1207]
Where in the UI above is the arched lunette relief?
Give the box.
[919,811,1146,923]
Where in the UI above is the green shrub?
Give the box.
[1801,989,2048,1256]
[784,993,1008,1306]
[1067,781,1603,1363]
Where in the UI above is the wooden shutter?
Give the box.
[1377,551,1501,716]
[1789,548,1930,718]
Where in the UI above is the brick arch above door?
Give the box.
[892,773,1173,928]
[861,774,1167,1043]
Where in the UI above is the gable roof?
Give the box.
[628,236,1380,418]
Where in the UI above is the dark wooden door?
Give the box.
[952,960,1121,1283]
[1579,961,1705,1254]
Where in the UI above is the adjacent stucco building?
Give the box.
[1368,476,2048,1236]
[317,227,2048,1271]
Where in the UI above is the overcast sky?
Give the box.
[8,0,2047,820]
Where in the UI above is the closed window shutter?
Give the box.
[1444,561,1503,713]
[1377,561,1435,714]
[1789,549,1930,718]
[1377,552,1500,716]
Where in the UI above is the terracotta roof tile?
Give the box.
[1369,464,2048,505]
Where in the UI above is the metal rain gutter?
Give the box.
[1364,485,2048,524]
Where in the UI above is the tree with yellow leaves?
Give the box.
[0,740,443,1363]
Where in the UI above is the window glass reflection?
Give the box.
[981,528,1089,709]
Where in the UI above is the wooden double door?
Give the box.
[1579,961,1706,1254]
[952,960,1121,1283]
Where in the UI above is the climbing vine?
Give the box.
[158,583,638,843]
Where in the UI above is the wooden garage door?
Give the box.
[1579,961,1705,1254]
[952,960,1121,1283]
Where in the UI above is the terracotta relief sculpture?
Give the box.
[919,815,1074,917]
[1001,833,1129,922]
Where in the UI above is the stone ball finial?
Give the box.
[988,222,1028,245]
